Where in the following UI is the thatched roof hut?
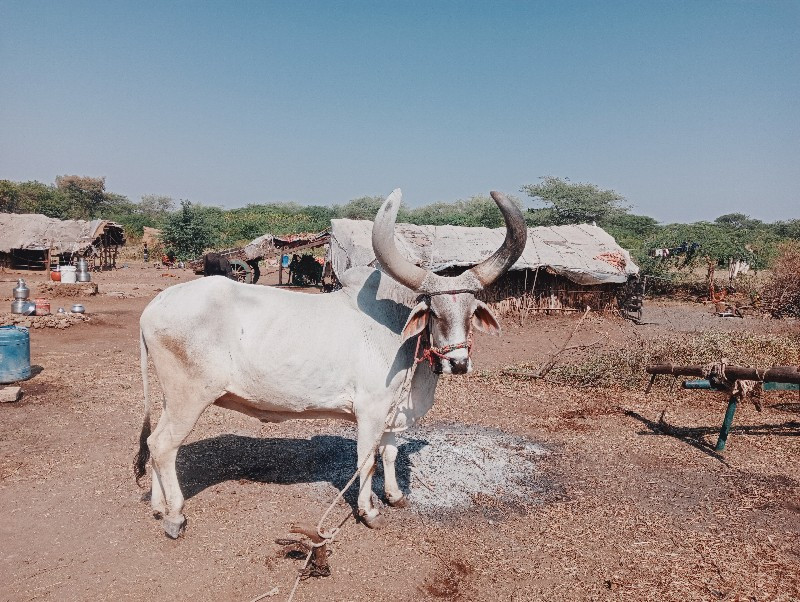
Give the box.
[0,213,125,270]
[327,219,638,315]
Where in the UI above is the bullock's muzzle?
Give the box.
[416,333,473,375]
[445,356,471,375]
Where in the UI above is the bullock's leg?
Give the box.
[147,397,209,538]
[355,413,387,529]
[148,395,168,519]
[150,465,167,519]
[380,432,408,508]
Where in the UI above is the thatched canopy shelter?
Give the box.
[0,213,125,270]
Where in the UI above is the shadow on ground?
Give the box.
[625,410,800,466]
[176,434,427,509]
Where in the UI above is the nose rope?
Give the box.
[414,329,474,368]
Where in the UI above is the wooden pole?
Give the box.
[646,363,800,384]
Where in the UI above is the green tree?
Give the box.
[107,194,176,237]
[336,196,385,220]
[55,174,108,219]
[521,176,629,225]
[219,202,335,245]
[138,195,175,222]
[714,213,764,231]
[773,219,800,240]
[102,193,154,236]
[17,180,71,218]
[603,213,661,250]
[160,200,221,259]
[0,180,21,213]
[405,195,522,228]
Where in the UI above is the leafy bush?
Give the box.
[160,200,221,259]
[405,195,522,228]
[220,203,335,245]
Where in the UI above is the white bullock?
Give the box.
[134,189,526,538]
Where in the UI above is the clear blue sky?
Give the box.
[2,1,798,223]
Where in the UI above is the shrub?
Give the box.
[761,241,800,317]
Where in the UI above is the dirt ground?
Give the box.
[1,264,798,602]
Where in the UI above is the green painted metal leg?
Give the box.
[715,395,738,451]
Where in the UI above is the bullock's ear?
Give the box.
[472,300,501,336]
[402,301,430,342]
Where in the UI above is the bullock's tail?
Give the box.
[133,328,152,486]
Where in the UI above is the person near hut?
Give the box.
[288,254,300,284]
[246,259,261,284]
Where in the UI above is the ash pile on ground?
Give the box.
[308,423,553,523]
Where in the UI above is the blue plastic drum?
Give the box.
[0,325,31,384]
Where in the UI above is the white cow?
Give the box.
[134,189,526,538]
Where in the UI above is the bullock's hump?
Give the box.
[339,267,417,307]
[338,267,415,334]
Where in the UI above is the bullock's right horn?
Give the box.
[372,188,428,290]
[468,191,528,287]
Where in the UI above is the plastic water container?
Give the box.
[61,265,77,283]
[0,325,31,384]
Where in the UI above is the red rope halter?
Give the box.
[414,329,474,369]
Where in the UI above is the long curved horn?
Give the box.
[469,191,528,287]
[372,189,428,290]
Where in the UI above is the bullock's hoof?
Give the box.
[357,510,387,529]
[387,494,409,509]
[163,516,186,539]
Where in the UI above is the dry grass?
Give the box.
[762,241,800,317]
[504,331,800,389]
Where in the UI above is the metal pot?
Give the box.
[13,301,36,315]
[70,303,85,314]
[76,271,91,282]
[13,279,30,300]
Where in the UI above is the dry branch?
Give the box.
[502,306,592,379]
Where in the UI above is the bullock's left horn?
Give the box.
[468,191,528,287]
[372,188,428,290]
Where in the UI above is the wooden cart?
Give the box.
[187,230,330,285]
